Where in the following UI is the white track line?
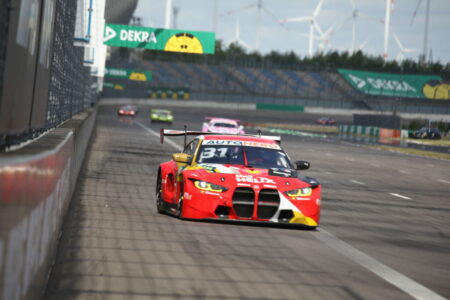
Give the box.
[389,193,412,200]
[437,179,450,184]
[136,121,183,151]
[345,157,355,162]
[370,163,380,168]
[399,170,411,174]
[350,180,366,186]
[315,229,446,300]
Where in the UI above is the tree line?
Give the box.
[136,40,450,79]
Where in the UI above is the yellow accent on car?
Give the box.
[194,180,225,192]
[285,187,312,197]
[246,169,261,174]
[289,211,318,226]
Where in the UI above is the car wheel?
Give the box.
[156,172,164,213]
[176,187,184,218]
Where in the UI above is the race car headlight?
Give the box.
[285,187,312,197]
[194,180,228,193]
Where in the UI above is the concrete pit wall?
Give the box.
[0,107,97,300]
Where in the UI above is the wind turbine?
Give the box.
[229,18,250,49]
[393,33,418,62]
[410,0,431,62]
[331,0,382,54]
[279,0,325,57]
[316,23,336,52]
[358,39,369,51]
[222,0,288,52]
[348,0,383,53]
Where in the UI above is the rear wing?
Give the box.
[160,128,281,148]
[205,117,241,122]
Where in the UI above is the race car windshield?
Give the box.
[196,145,293,169]
[244,147,293,169]
[212,122,237,128]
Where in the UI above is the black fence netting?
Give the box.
[0,0,10,107]
[46,0,95,129]
[0,0,97,149]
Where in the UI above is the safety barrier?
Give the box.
[339,124,403,145]
[0,107,96,300]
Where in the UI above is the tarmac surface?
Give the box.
[45,104,450,300]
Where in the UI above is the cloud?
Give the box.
[133,0,450,63]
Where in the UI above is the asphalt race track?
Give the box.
[45,103,450,300]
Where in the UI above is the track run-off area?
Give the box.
[44,102,450,300]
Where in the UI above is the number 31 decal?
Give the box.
[200,147,228,160]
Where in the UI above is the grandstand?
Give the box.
[103,59,450,115]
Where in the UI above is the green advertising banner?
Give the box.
[105,67,152,81]
[337,69,446,99]
[104,24,215,54]
[148,87,190,100]
[103,82,125,90]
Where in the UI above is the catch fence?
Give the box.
[0,0,97,149]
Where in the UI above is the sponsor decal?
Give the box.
[242,141,281,149]
[236,175,275,184]
[269,168,295,178]
[264,185,277,189]
[185,165,218,173]
[203,140,242,145]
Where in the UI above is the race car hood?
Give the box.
[184,163,316,190]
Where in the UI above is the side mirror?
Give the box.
[172,153,192,164]
[295,160,310,170]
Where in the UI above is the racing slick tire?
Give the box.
[176,186,184,218]
[156,172,164,213]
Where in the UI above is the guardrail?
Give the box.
[0,108,96,300]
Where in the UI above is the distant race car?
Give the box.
[202,117,245,134]
[316,117,335,126]
[156,130,321,228]
[151,109,173,124]
[411,127,442,139]
[118,105,138,116]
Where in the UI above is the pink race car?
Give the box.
[202,117,245,134]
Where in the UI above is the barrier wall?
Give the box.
[339,124,402,145]
[0,107,97,300]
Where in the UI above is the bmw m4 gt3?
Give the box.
[156,130,321,228]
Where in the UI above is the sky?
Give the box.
[133,0,450,64]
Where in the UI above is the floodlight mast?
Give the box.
[423,0,430,62]
[164,0,172,29]
[383,0,393,60]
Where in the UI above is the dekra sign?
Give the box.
[119,29,157,43]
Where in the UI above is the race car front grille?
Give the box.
[257,189,280,219]
[232,188,255,218]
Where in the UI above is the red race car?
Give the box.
[316,117,335,126]
[117,105,138,116]
[156,129,321,228]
